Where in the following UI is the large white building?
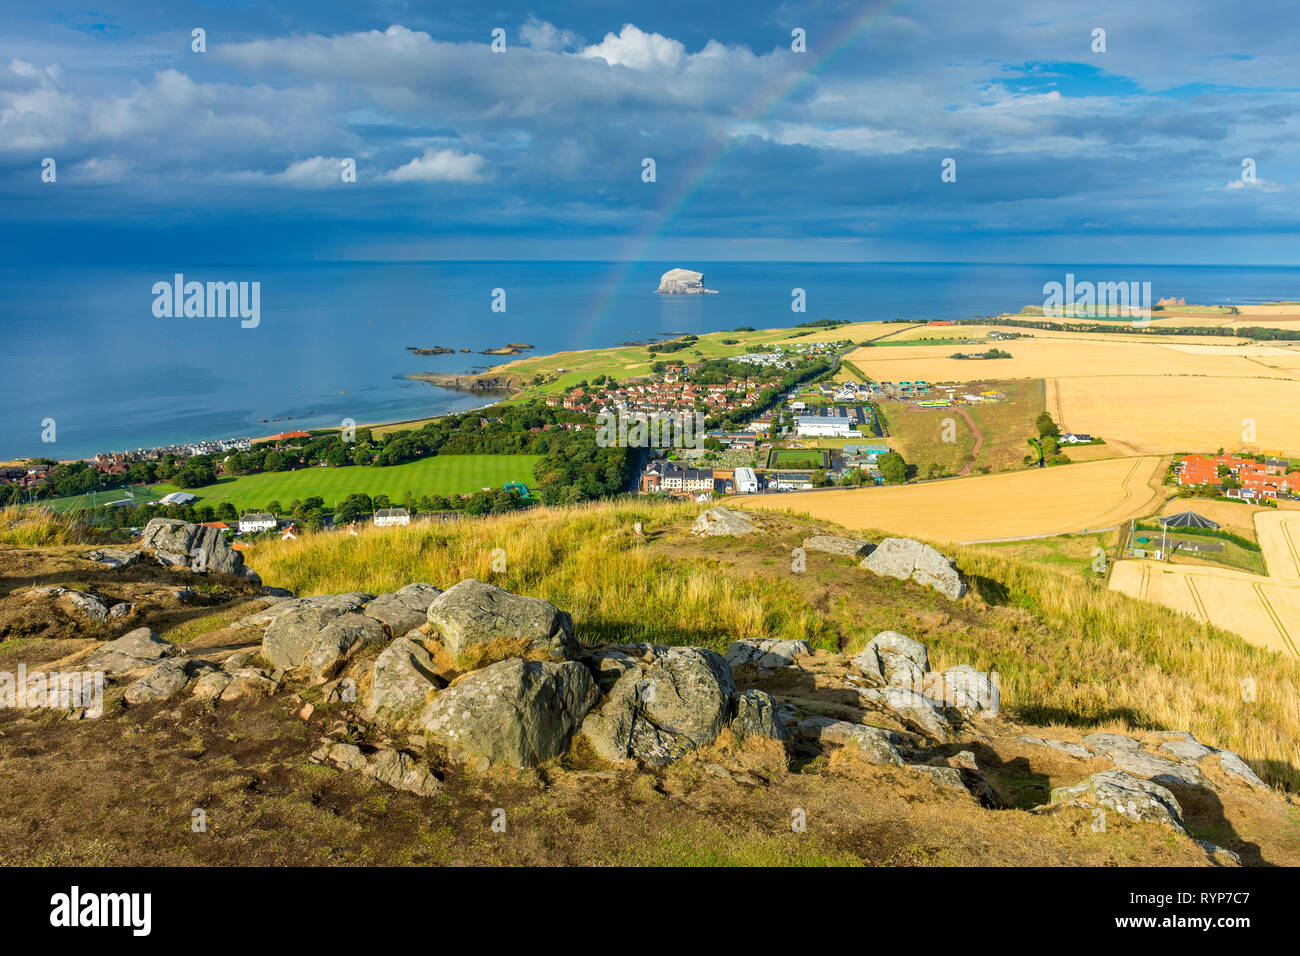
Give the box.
[795,406,868,438]
[733,466,759,494]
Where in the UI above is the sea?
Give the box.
[4,260,1300,461]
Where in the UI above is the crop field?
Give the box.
[747,455,1167,544]
[846,336,1300,384]
[1046,375,1300,456]
[846,334,1300,457]
[150,455,541,512]
[1110,511,1300,655]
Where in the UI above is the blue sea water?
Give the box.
[3,260,1300,460]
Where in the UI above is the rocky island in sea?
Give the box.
[655,268,718,295]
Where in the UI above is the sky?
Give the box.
[1,0,1298,264]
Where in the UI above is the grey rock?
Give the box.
[427,579,576,663]
[1082,732,1144,754]
[394,583,444,611]
[930,664,1000,718]
[856,631,930,686]
[302,613,387,683]
[859,685,952,740]
[861,537,966,600]
[910,765,967,791]
[1198,840,1242,867]
[139,518,261,585]
[124,659,192,705]
[802,535,872,558]
[366,636,445,722]
[1160,738,1215,762]
[417,658,598,770]
[1218,751,1267,789]
[690,506,756,537]
[1049,769,1186,832]
[323,742,368,772]
[578,644,735,767]
[261,586,294,598]
[192,671,233,700]
[262,603,359,670]
[86,628,176,674]
[1017,736,1093,759]
[365,749,442,797]
[84,548,141,569]
[363,593,429,638]
[724,637,811,669]
[108,603,135,620]
[730,689,787,741]
[1107,749,1204,788]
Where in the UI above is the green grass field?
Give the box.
[49,455,541,513]
[767,448,828,470]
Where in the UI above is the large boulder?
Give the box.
[579,644,736,767]
[691,507,756,537]
[854,631,929,686]
[363,594,429,638]
[416,658,598,770]
[140,518,261,585]
[366,635,446,722]
[927,664,1000,718]
[725,637,811,669]
[262,603,362,670]
[861,538,966,600]
[426,579,576,664]
[86,628,176,674]
[1049,769,1187,832]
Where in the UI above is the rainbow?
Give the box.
[583,1,919,338]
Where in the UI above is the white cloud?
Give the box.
[382,147,489,183]
[579,24,684,71]
[520,16,581,52]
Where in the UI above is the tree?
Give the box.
[878,451,908,484]
[1035,411,1060,439]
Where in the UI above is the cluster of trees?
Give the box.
[646,334,699,354]
[877,451,908,484]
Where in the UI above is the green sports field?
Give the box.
[51,455,540,513]
[767,448,828,470]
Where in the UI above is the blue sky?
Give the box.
[2,1,1297,264]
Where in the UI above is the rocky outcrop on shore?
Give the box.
[655,268,718,295]
[407,372,525,394]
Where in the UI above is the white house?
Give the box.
[374,507,411,527]
[733,466,759,494]
[238,512,278,533]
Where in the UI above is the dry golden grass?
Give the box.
[746,456,1167,544]
[0,506,86,547]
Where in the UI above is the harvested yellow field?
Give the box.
[747,456,1166,545]
[1110,562,1300,656]
[1046,375,1300,456]
[1111,511,1300,655]
[848,336,1300,384]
